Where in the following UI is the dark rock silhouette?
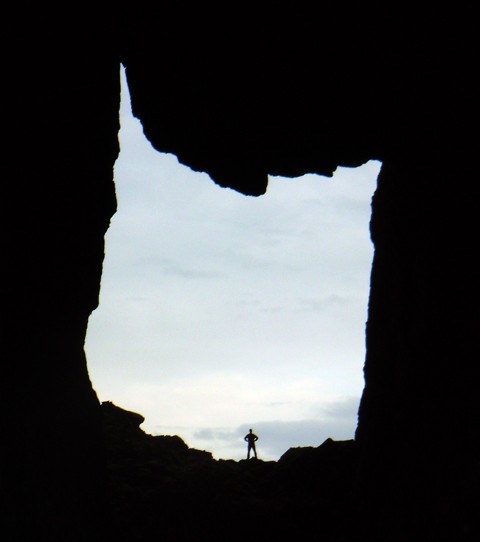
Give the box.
[4,7,479,541]
[101,402,358,541]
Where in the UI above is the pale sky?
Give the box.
[85,67,381,461]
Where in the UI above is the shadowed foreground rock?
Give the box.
[102,402,358,541]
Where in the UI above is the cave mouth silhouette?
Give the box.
[85,67,380,461]
[5,17,477,541]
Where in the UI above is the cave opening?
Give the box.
[85,66,380,461]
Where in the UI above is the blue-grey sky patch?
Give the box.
[190,395,361,460]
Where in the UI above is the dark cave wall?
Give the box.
[3,9,479,541]
[355,159,480,539]
[4,41,121,539]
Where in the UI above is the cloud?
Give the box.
[135,255,220,279]
[297,294,349,313]
[321,396,360,420]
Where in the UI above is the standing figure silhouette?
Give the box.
[244,428,258,459]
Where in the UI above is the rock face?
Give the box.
[4,7,479,541]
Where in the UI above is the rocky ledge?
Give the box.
[101,401,358,541]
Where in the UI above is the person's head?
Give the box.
[249,428,253,433]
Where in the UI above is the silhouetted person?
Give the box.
[244,428,258,459]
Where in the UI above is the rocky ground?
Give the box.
[101,401,359,541]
